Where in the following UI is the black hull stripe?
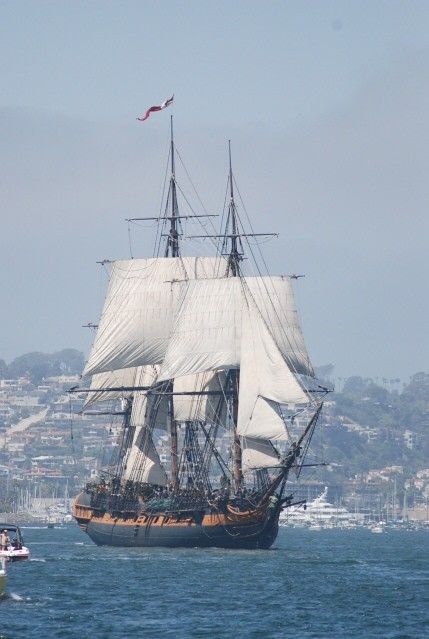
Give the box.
[83,518,279,550]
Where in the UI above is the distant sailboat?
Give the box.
[71,118,330,549]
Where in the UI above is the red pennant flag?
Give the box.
[137,95,174,122]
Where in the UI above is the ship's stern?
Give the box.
[72,491,94,532]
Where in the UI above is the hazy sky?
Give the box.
[1,0,428,381]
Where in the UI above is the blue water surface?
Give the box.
[0,526,428,638]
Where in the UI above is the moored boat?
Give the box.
[279,487,364,529]
[370,522,385,534]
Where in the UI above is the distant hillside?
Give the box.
[0,349,84,383]
[322,372,429,476]
[1,351,427,476]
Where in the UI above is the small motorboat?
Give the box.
[0,524,30,561]
[0,558,6,598]
[370,522,385,534]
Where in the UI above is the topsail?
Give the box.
[158,274,314,381]
[83,256,226,377]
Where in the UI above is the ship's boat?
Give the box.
[71,118,330,549]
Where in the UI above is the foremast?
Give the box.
[165,116,180,260]
[127,117,218,493]
[164,116,180,489]
[79,116,218,493]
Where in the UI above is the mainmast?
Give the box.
[224,140,243,277]
[218,142,276,492]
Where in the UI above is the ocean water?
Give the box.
[0,526,428,639]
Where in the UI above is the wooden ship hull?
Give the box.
[73,492,280,550]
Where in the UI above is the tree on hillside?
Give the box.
[7,349,84,383]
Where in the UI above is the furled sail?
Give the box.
[241,437,281,473]
[83,257,226,377]
[159,275,313,381]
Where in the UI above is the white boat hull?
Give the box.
[0,546,30,562]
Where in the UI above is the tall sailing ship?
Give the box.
[72,118,330,549]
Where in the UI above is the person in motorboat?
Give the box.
[11,536,22,550]
[0,530,9,551]
[0,524,30,561]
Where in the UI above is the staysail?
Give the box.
[241,437,281,472]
